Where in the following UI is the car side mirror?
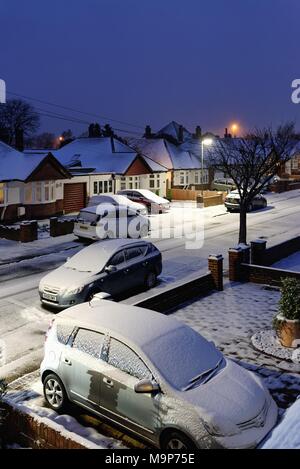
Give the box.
[134,379,160,394]
[105,265,117,274]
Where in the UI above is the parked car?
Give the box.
[225,190,267,212]
[212,178,236,192]
[117,189,170,214]
[88,194,148,216]
[41,301,278,449]
[39,239,162,308]
[73,204,149,241]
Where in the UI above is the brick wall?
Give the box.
[2,402,90,449]
[241,263,300,285]
[0,221,37,243]
[25,200,64,220]
[50,217,75,237]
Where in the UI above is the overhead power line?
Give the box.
[7,91,145,130]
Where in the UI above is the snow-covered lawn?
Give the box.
[172,281,300,410]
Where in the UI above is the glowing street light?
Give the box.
[201,138,213,196]
[231,123,239,137]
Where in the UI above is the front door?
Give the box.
[99,337,161,439]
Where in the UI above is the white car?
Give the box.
[73,204,150,241]
[88,194,148,216]
[40,301,278,449]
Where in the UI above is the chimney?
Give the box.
[88,123,95,138]
[15,128,24,152]
[178,125,184,143]
[224,127,228,138]
[144,125,152,139]
[195,126,202,139]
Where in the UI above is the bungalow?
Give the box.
[0,141,71,222]
[283,141,300,178]
[25,136,168,213]
[127,121,213,192]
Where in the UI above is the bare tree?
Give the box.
[25,132,56,149]
[209,124,295,244]
[0,99,40,148]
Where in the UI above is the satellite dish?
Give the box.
[0,79,6,104]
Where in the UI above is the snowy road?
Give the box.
[0,190,300,381]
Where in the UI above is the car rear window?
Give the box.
[56,323,74,345]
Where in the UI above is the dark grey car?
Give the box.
[39,239,162,309]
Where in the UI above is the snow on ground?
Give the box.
[172,280,300,410]
[273,250,300,272]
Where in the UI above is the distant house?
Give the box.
[25,136,167,213]
[283,141,300,178]
[128,121,214,192]
[0,141,71,222]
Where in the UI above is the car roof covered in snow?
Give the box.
[56,299,183,349]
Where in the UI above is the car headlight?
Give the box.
[65,285,85,295]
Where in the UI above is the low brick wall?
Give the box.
[241,263,300,286]
[50,217,75,237]
[1,401,95,449]
[134,272,216,313]
[197,193,224,207]
[269,180,300,193]
[265,236,300,266]
[0,221,37,243]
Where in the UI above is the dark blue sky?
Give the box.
[1,0,299,137]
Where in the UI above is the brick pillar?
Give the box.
[50,217,58,237]
[228,247,244,281]
[238,243,250,264]
[251,239,267,265]
[208,254,223,291]
[20,221,37,243]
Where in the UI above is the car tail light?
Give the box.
[45,319,55,341]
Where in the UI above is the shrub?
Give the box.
[278,278,300,321]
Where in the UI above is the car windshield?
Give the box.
[64,245,112,273]
[143,325,223,391]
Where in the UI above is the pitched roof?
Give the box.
[155,121,192,142]
[0,141,69,182]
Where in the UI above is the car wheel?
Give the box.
[161,431,197,450]
[144,271,157,289]
[43,374,68,412]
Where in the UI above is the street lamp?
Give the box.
[201,138,213,196]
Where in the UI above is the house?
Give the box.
[0,141,71,222]
[127,121,214,192]
[25,136,168,213]
[283,141,300,178]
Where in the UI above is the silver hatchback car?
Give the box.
[41,301,277,449]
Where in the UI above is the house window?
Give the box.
[24,184,32,203]
[44,182,50,202]
[121,183,126,190]
[35,182,42,203]
[149,178,155,188]
[292,158,299,170]
[108,180,113,192]
[103,181,108,193]
[93,181,98,194]
[180,172,185,185]
[51,182,55,200]
[129,182,133,189]
[0,183,4,204]
[195,172,199,184]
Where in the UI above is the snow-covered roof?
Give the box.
[57,299,183,350]
[127,137,204,170]
[0,141,62,181]
[155,121,192,142]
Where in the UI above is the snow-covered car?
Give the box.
[117,189,170,214]
[41,302,278,449]
[88,194,148,216]
[225,190,267,212]
[39,239,162,308]
[73,204,149,241]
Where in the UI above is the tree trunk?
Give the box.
[239,207,247,244]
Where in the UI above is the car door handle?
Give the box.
[142,261,149,266]
[124,268,130,274]
[63,358,72,366]
[103,377,114,387]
